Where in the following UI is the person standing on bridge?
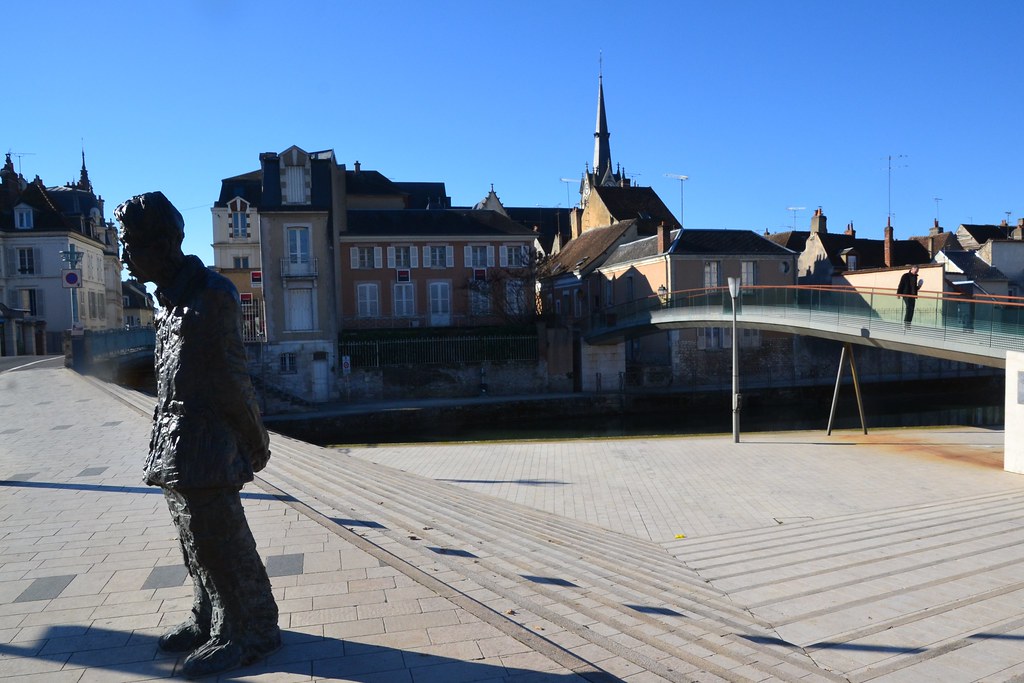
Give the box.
[898,264,922,329]
[115,192,279,678]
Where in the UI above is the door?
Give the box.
[429,281,450,326]
[286,226,311,276]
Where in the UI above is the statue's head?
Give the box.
[115,192,186,285]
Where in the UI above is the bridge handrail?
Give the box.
[587,284,1024,359]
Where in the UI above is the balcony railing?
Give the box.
[280,257,318,278]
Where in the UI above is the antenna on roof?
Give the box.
[559,178,576,208]
[886,154,907,223]
[7,150,35,175]
[786,206,806,230]
[934,197,942,223]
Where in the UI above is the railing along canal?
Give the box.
[588,285,1024,357]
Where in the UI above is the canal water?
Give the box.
[304,376,1004,447]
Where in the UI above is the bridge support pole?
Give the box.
[827,343,868,436]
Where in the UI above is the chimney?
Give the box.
[657,221,671,253]
[884,218,894,268]
[354,160,361,173]
[930,219,943,236]
[845,221,855,237]
[810,206,827,234]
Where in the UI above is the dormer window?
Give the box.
[14,206,33,229]
[228,198,250,238]
[840,248,858,271]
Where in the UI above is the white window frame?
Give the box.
[703,261,720,289]
[17,247,36,275]
[357,282,380,318]
[741,261,756,287]
[233,256,250,269]
[284,287,314,331]
[393,282,415,317]
[15,206,32,229]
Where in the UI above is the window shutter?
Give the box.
[422,246,431,268]
[33,248,41,275]
[446,246,454,267]
[723,326,732,349]
[5,248,14,276]
[35,289,45,317]
[697,328,707,350]
[487,246,495,267]
[410,247,419,268]
[464,246,472,268]
[350,247,359,269]
[499,246,508,267]
[373,247,382,268]
[387,247,396,269]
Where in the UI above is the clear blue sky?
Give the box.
[6,1,1023,268]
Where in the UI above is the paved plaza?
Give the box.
[2,358,1024,681]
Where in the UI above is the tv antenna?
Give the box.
[665,174,689,228]
[786,206,806,230]
[6,150,35,175]
[559,178,577,208]
[886,154,908,223]
[934,197,942,223]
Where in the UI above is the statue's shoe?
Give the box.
[182,638,242,679]
[181,629,281,679]
[157,621,209,653]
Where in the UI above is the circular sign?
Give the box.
[63,270,82,287]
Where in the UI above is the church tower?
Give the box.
[580,70,623,209]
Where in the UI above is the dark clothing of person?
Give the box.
[146,255,270,488]
[147,254,278,669]
[898,270,920,325]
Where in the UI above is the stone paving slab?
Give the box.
[0,362,595,682]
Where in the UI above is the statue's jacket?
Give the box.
[145,255,270,489]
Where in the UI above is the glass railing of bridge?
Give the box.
[589,286,1024,352]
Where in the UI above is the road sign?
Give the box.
[341,355,351,375]
[62,269,83,288]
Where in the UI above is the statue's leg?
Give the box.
[180,488,280,679]
[157,488,211,653]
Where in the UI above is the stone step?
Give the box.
[263,438,838,682]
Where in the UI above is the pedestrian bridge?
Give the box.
[586,285,1024,368]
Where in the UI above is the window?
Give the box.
[286,226,311,276]
[15,207,32,229]
[283,165,307,204]
[394,282,415,317]
[284,288,313,331]
[468,245,490,268]
[505,280,526,317]
[279,353,297,374]
[231,211,247,238]
[357,283,379,318]
[470,282,490,316]
[233,256,250,269]
[501,245,528,267]
[699,327,723,349]
[847,254,858,271]
[389,246,414,269]
[357,247,375,269]
[424,245,452,268]
[741,261,756,287]
[17,289,40,316]
[703,261,720,289]
[17,248,35,275]
[428,281,451,325]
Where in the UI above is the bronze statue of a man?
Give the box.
[115,192,280,678]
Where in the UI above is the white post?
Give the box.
[728,277,741,443]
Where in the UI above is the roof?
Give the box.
[541,221,635,277]
[669,229,795,256]
[591,185,679,228]
[910,231,963,253]
[217,170,263,207]
[343,209,538,238]
[392,182,450,209]
[940,250,1008,282]
[505,207,573,254]
[346,170,402,196]
[958,224,1011,245]
[766,230,809,253]
[770,229,931,270]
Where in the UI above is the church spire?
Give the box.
[77,148,92,192]
[593,72,612,184]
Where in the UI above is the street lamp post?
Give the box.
[727,276,741,443]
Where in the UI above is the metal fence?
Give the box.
[340,333,538,368]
